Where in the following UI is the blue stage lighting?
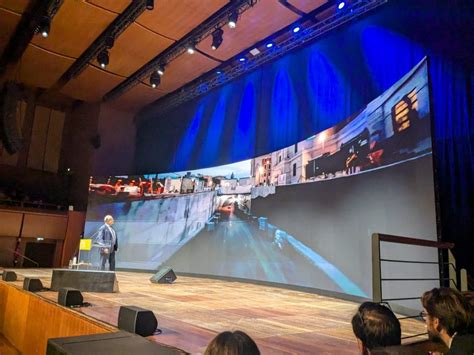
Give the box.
[338,1,345,10]
[216,70,222,74]
[293,26,300,33]
[266,43,274,48]
[239,57,246,62]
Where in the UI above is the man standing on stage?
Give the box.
[97,215,118,271]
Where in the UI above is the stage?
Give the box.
[6,269,427,354]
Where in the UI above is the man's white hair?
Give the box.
[104,215,114,222]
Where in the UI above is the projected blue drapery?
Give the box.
[137,0,473,272]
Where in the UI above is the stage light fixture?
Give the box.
[97,50,109,69]
[150,72,160,88]
[187,43,196,54]
[211,28,224,50]
[157,64,165,76]
[105,35,115,49]
[293,26,301,33]
[38,17,51,38]
[266,42,274,48]
[228,11,238,28]
[337,1,346,10]
[146,0,154,10]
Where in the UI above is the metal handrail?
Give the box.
[372,233,456,303]
[1,248,40,267]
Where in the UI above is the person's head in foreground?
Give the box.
[205,330,260,355]
[351,302,401,354]
[421,287,473,348]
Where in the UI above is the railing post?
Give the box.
[460,269,468,292]
[372,233,382,302]
[448,250,457,289]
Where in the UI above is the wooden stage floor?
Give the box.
[9,269,427,354]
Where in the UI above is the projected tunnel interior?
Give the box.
[84,58,438,301]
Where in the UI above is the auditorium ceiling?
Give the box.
[0,0,333,113]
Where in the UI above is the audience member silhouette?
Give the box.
[351,302,401,354]
[205,330,260,355]
[421,287,474,354]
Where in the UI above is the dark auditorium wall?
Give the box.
[0,94,136,211]
[61,103,101,210]
[135,0,474,274]
[91,103,136,177]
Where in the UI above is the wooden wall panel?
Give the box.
[61,211,86,266]
[0,210,22,237]
[0,281,113,355]
[22,214,67,240]
[107,23,173,77]
[43,110,65,173]
[288,0,328,13]
[0,282,7,332]
[23,295,111,354]
[61,66,124,102]
[0,8,21,73]
[0,0,31,14]
[9,45,74,89]
[27,106,51,170]
[2,287,29,352]
[0,237,16,266]
[30,0,117,58]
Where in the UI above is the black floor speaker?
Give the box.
[58,288,83,307]
[150,267,176,284]
[2,270,17,281]
[118,306,158,337]
[47,331,187,355]
[23,277,43,292]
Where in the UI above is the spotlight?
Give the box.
[337,1,345,10]
[97,50,109,69]
[266,42,274,48]
[150,71,160,88]
[146,0,154,10]
[38,17,51,38]
[157,64,165,76]
[211,28,224,50]
[228,11,238,29]
[293,26,301,33]
[105,35,115,49]
[216,70,222,74]
[239,57,246,62]
[187,43,196,55]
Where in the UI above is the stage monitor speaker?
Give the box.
[150,267,176,284]
[46,331,186,355]
[118,306,158,337]
[23,277,43,292]
[0,82,23,154]
[2,270,17,281]
[58,288,83,307]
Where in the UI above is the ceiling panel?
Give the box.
[61,65,125,102]
[288,0,328,13]
[108,83,166,113]
[7,44,74,89]
[137,0,228,41]
[86,0,131,14]
[197,0,299,61]
[0,0,30,14]
[107,22,174,77]
[30,0,117,58]
[156,51,219,93]
[0,8,21,55]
